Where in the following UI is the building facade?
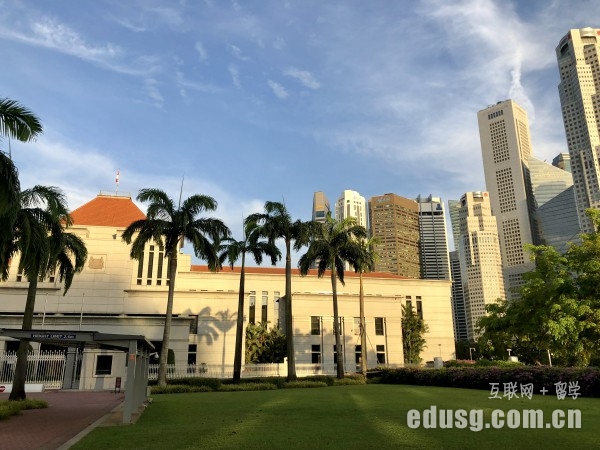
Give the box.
[335,189,367,227]
[478,99,536,299]
[416,195,451,280]
[312,191,330,223]
[457,192,506,340]
[0,194,455,388]
[556,28,600,234]
[368,193,421,278]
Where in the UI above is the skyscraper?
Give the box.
[369,193,421,278]
[552,153,571,173]
[556,28,600,234]
[335,189,367,227]
[478,100,536,298]
[416,195,450,280]
[479,99,582,297]
[457,192,505,340]
[312,191,330,223]
[447,199,468,341]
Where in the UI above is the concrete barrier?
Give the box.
[0,383,45,393]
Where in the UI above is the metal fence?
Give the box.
[147,362,346,381]
[0,351,67,389]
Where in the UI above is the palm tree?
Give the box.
[352,236,379,376]
[247,201,309,381]
[298,214,367,379]
[0,98,43,144]
[0,97,42,242]
[217,218,280,383]
[2,186,87,400]
[122,188,230,387]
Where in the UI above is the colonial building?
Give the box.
[0,194,455,387]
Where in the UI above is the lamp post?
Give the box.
[469,347,475,361]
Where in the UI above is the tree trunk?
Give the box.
[359,271,367,376]
[285,238,296,381]
[331,264,344,379]
[157,248,178,387]
[10,272,38,400]
[233,253,246,383]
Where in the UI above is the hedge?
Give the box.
[375,366,600,398]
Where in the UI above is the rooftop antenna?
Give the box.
[115,169,120,194]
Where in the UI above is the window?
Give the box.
[274,291,280,327]
[406,300,412,311]
[95,355,113,375]
[355,345,362,365]
[249,291,256,324]
[311,316,321,335]
[261,291,268,323]
[354,317,361,335]
[375,317,384,336]
[189,315,198,334]
[311,345,321,364]
[416,301,423,320]
[333,345,343,364]
[376,345,386,364]
[187,344,197,365]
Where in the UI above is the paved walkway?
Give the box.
[0,390,125,450]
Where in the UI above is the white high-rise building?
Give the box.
[457,192,506,340]
[478,100,536,299]
[556,28,600,234]
[335,190,367,227]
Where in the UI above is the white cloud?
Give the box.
[144,78,164,108]
[267,80,288,99]
[195,41,208,61]
[176,72,223,94]
[228,64,242,89]
[228,44,249,61]
[273,36,286,50]
[0,16,160,76]
[284,67,321,89]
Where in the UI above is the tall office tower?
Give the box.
[478,99,536,299]
[449,250,468,342]
[552,153,572,173]
[447,199,462,250]
[312,191,330,222]
[335,189,367,227]
[368,193,421,278]
[556,28,600,234]
[311,191,331,269]
[416,194,451,280]
[448,199,468,342]
[458,192,506,340]
[527,158,581,254]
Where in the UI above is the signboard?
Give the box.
[31,333,76,340]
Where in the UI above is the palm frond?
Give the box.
[0,98,43,143]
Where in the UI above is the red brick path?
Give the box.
[0,390,124,450]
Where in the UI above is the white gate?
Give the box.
[0,351,67,389]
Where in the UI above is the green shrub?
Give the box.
[221,377,283,388]
[283,381,328,389]
[0,398,48,421]
[377,366,600,398]
[218,383,277,392]
[164,377,222,390]
[151,385,213,394]
[333,378,366,386]
[301,375,335,386]
[474,359,524,368]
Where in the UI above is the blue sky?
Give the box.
[1,0,599,259]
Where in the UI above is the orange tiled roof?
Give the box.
[70,194,146,227]
[190,265,410,279]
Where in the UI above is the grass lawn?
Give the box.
[71,384,600,449]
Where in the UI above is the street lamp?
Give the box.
[469,347,476,361]
[507,348,512,359]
